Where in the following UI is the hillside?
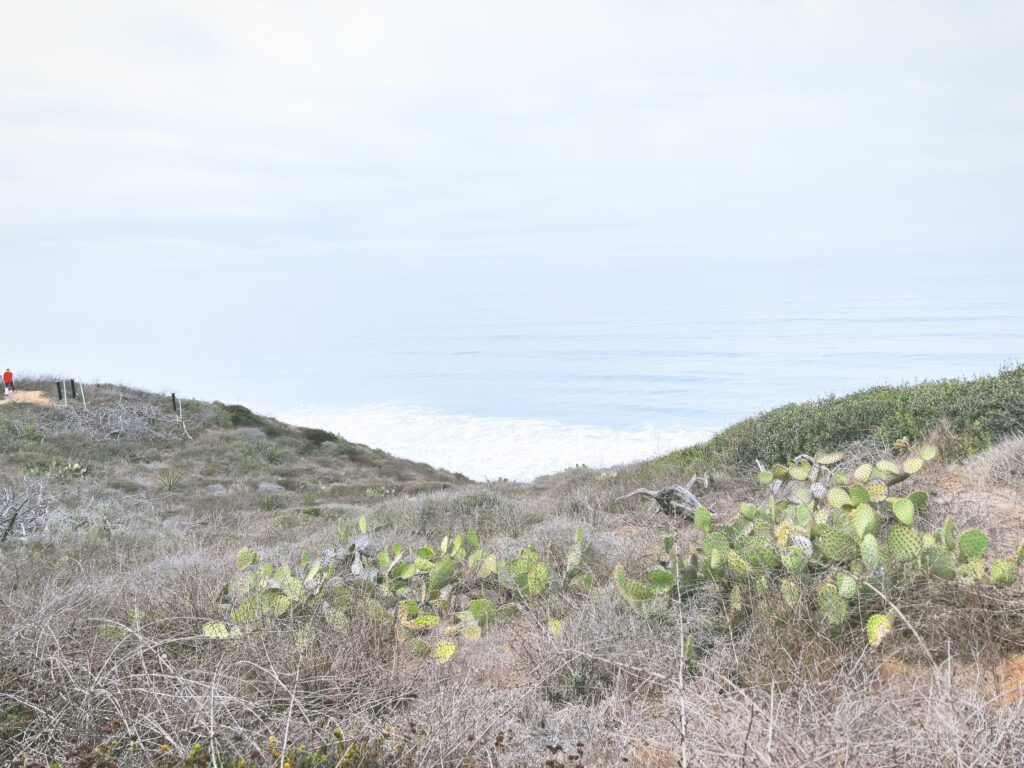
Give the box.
[0,379,467,529]
[2,373,1024,766]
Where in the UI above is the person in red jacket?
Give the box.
[3,369,13,392]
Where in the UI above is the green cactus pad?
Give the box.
[818,529,858,563]
[827,488,853,509]
[854,464,873,483]
[771,464,790,480]
[876,460,901,476]
[790,487,814,506]
[260,592,292,617]
[739,503,759,521]
[740,537,779,569]
[612,564,654,602]
[891,498,915,526]
[867,482,888,502]
[647,568,677,593]
[816,451,844,466]
[849,485,871,506]
[833,471,851,486]
[817,583,849,626]
[707,548,725,574]
[908,491,928,510]
[694,507,713,533]
[851,504,878,540]
[788,463,810,481]
[202,621,231,639]
[433,639,457,665]
[887,525,922,563]
[781,546,808,575]
[230,598,258,624]
[236,548,259,570]
[860,534,885,571]
[989,559,1020,588]
[902,457,924,475]
[865,613,893,648]
[921,546,956,579]
[941,516,957,551]
[958,529,989,561]
[758,470,774,485]
[836,572,858,599]
[702,532,730,552]
[281,575,304,601]
[920,445,938,461]
[468,598,497,629]
[957,559,985,584]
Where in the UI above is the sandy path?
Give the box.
[0,390,54,407]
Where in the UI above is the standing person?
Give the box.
[3,369,13,393]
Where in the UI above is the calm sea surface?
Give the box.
[220,260,1024,480]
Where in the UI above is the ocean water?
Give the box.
[241,260,1024,481]
[18,257,1020,482]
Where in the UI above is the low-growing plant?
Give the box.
[615,442,1024,652]
[202,516,566,664]
[50,460,89,480]
[257,494,285,511]
[155,468,183,492]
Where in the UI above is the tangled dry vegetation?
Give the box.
[1,377,1023,767]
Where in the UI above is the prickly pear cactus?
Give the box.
[614,439,1021,653]
[888,525,922,563]
[201,523,557,665]
[989,558,1019,588]
[865,613,893,648]
[958,529,989,561]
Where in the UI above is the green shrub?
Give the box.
[215,403,282,436]
[257,494,285,511]
[644,365,1024,479]
[300,427,337,446]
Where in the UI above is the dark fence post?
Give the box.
[171,392,178,415]
[69,379,78,399]
[55,380,64,402]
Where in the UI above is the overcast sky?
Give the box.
[2,1,1023,391]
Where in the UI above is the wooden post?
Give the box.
[55,380,64,403]
[171,392,178,415]
[69,379,78,399]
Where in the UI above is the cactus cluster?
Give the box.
[613,442,1024,650]
[204,516,590,665]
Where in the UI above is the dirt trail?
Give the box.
[0,390,54,407]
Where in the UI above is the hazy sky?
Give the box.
[2,1,1023,396]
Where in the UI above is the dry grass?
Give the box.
[2,388,1024,766]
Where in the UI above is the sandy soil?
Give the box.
[0,390,54,407]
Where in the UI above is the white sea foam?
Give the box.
[274,404,715,482]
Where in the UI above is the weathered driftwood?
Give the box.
[617,474,707,519]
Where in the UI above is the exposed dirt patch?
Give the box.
[0,390,54,407]
[880,653,1024,707]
